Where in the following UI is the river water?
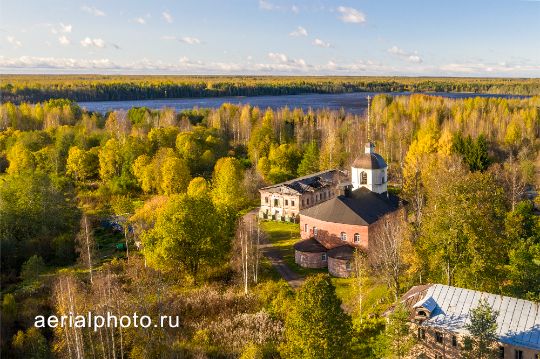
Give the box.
[78,92,528,115]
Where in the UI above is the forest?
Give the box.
[2,74,540,103]
[0,94,539,358]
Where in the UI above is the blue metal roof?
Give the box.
[409,284,540,350]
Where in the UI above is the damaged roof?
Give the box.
[259,169,346,195]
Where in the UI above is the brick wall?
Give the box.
[328,257,351,277]
[295,250,328,268]
[299,214,370,249]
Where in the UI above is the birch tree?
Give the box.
[76,214,95,284]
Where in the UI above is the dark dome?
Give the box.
[327,245,356,260]
[352,153,387,169]
[294,238,327,253]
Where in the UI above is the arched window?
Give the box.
[354,233,360,243]
[340,232,347,241]
[360,171,367,185]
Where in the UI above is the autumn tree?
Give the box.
[370,212,410,301]
[418,160,508,292]
[66,146,99,181]
[76,214,96,283]
[281,274,353,358]
[211,157,247,210]
[142,194,229,281]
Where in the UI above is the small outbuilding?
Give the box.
[293,238,328,269]
[327,245,356,278]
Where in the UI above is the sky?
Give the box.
[1,0,539,77]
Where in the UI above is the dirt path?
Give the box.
[244,208,304,288]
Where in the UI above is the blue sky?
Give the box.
[1,0,539,76]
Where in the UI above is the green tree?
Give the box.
[20,255,45,281]
[373,304,415,359]
[462,299,499,359]
[142,194,229,281]
[211,157,247,210]
[418,163,507,291]
[12,327,50,359]
[280,274,353,359]
[297,141,320,176]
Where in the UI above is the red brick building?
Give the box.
[295,186,401,277]
[299,186,400,250]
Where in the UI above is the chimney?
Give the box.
[337,183,352,197]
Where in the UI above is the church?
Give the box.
[293,142,402,277]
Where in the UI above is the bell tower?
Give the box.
[351,96,388,193]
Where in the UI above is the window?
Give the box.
[499,346,505,359]
[360,171,367,185]
[452,335,457,347]
[435,331,443,344]
[285,199,288,206]
[265,197,269,203]
[306,198,310,205]
[345,261,351,270]
[274,199,279,206]
[418,328,425,340]
[304,224,308,232]
[515,350,523,359]
[417,310,427,317]
[354,233,360,243]
[340,232,347,241]
[313,227,318,237]
[291,200,295,206]
[321,253,327,261]
[302,199,305,206]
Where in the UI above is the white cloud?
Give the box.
[162,11,173,23]
[60,23,72,33]
[289,26,308,37]
[2,55,539,77]
[259,0,299,13]
[6,36,22,47]
[180,36,201,45]
[313,38,332,48]
[387,46,423,63]
[268,52,289,63]
[259,0,275,10]
[161,35,176,41]
[80,37,106,48]
[81,5,105,17]
[58,35,70,45]
[337,6,366,24]
[134,17,146,25]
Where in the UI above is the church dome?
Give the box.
[352,153,387,169]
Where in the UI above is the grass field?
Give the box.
[259,220,391,315]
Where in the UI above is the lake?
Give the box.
[78,92,528,115]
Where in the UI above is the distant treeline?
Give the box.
[2,75,540,103]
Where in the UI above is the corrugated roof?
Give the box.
[404,284,540,350]
[299,187,400,225]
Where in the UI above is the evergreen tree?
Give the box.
[297,141,320,176]
[373,304,415,359]
[462,299,499,359]
[281,274,353,359]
